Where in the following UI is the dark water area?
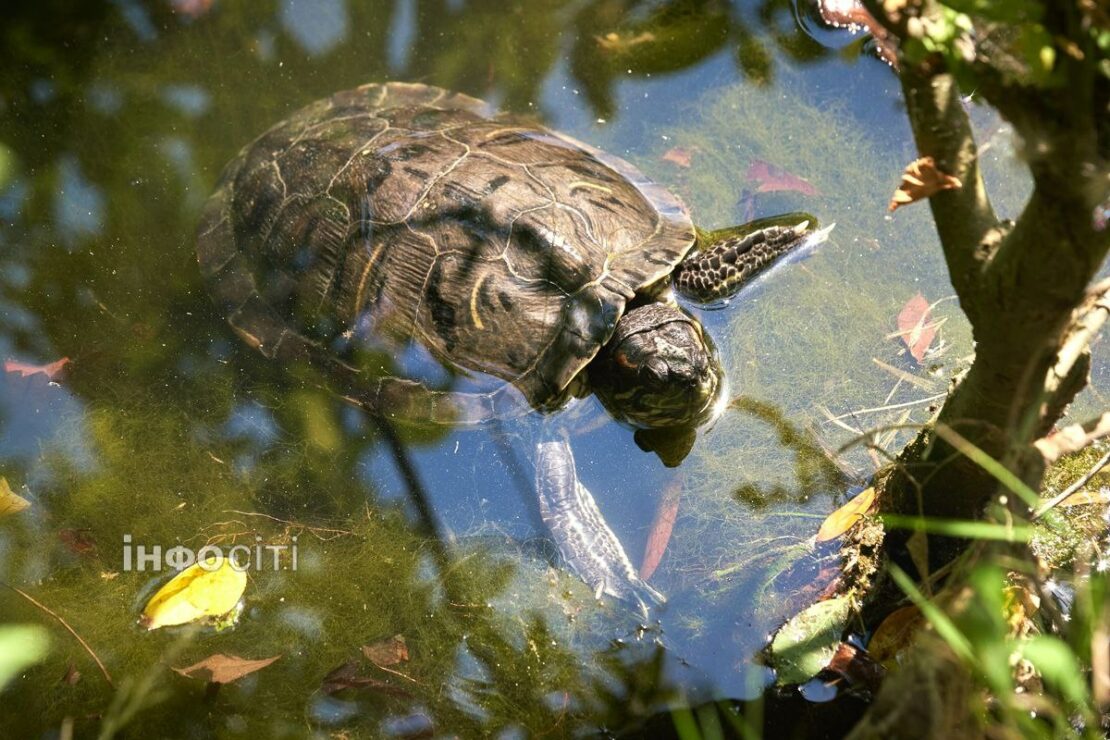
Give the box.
[0,0,1066,736]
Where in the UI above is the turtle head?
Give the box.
[591,303,724,431]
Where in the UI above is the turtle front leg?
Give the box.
[535,433,665,613]
[674,218,833,304]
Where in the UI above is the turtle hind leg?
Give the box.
[674,216,834,304]
[535,436,666,611]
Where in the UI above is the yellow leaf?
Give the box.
[0,478,31,518]
[140,558,247,630]
[816,486,877,542]
[887,157,962,212]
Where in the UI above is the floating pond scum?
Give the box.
[0,1,1101,737]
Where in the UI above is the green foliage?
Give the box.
[0,624,50,690]
[897,0,1110,93]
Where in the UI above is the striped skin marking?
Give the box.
[469,272,489,330]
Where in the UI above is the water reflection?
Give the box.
[0,0,1014,735]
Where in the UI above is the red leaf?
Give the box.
[745,159,819,196]
[58,528,97,556]
[895,293,936,362]
[639,478,681,580]
[4,357,70,380]
[662,147,695,168]
[170,0,214,18]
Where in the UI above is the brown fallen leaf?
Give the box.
[746,159,820,196]
[824,642,885,693]
[362,634,409,667]
[173,654,281,684]
[816,486,876,542]
[321,660,412,697]
[58,528,97,556]
[888,157,962,212]
[3,357,70,380]
[639,477,681,580]
[867,606,923,668]
[895,292,937,363]
[662,147,695,168]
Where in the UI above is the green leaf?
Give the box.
[939,0,1042,24]
[0,624,50,690]
[769,594,852,685]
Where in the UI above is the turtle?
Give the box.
[197,82,830,610]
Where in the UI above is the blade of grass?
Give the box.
[881,514,1032,542]
[933,424,1041,508]
[888,563,973,661]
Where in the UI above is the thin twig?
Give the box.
[1032,448,1110,520]
[823,393,947,423]
[2,582,113,686]
[223,510,353,539]
[871,357,938,392]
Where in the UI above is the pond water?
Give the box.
[0,0,1082,736]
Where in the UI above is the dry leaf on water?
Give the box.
[61,662,81,686]
[895,292,937,362]
[140,557,247,630]
[824,642,885,693]
[662,147,695,168]
[888,157,961,211]
[745,159,819,196]
[816,486,876,542]
[173,653,280,684]
[322,660,412,698]
[867,606,923,668]
[1055,487,1110,508]
[639,477,681,580]
[3,357,70,380]
[58,528,97,556]
[0,478,31,518]
[362,634,409,667]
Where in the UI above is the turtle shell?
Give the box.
[197,82,696,415]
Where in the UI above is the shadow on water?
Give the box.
[0,0,1015,736]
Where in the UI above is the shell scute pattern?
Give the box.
[198,82,696,413]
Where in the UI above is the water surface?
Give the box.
[0,1,1065,735]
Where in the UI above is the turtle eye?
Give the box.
[641,359,668,386]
